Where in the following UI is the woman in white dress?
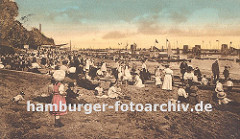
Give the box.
[123,65,132,82]
[117,64,123,81]
[154,66,162,87]
[162,65,173,91]
[101,62,107,72]
[85,58,90,71]
[135,75,145,88]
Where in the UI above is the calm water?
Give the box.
[140,54,240,80]
[175,54,240,80]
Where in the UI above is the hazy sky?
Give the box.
[15,0,240,49]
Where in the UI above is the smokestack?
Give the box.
[70,40,72,51]
[39,24,41,32]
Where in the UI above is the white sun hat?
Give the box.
[217,92,227,99]
[53,70,66,81]
[68,67,76,73]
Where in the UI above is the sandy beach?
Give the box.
[0,69,239,139]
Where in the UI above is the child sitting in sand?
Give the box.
[201,75,209,86]
[217,92,232,105]
[66,82,80,104]
[188,85,199,105]
[213,80,224,102]
[177,87,189,103]
[12,91,25,104]
[226,78,233,93]
[107,83,122,99]
[94,83,104,96]
[134,74,145,88]
[96,83,123,99]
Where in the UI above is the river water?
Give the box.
[171,54,240,80]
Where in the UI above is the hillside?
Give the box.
[0,0,54,48]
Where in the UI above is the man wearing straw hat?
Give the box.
[50,70,67,127]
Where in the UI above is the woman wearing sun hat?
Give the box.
[50,70,67,127]
[162,65,173,91]
[154,66,162,88]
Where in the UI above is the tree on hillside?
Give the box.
[0,0,54,48]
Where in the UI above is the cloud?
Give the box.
[45,6,83,24]
[166,24,240,37]
[102,31,135,39]
[169,12,188,23]
[137,20,166,35]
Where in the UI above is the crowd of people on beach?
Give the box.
[0,48,235,127]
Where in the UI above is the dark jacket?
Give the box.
[212,61,219,74]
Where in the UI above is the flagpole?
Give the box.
[166,39,167,52]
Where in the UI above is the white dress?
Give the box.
[162,68,173,90]
[31,62,41,69]
[201,78,208,85]
[123,66,132,81]
[215,82,224,93]
[177,88,188,98]
[155,69,162,85]
[101,62,107,72]
[85,59,90,70]
[183,72,194,81]
[135,75,145,88]
[193,75,199,83]
[142,63,147,69]
[118,66,123,81]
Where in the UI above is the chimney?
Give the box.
[39,24,41,32]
